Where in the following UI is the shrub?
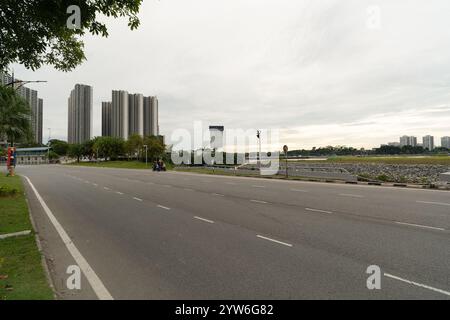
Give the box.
[0,185,19,197]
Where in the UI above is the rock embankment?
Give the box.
[285,163,449,184]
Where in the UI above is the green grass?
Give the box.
[0,176,31,234]
[0,235,53,300]
[292,155,450,165]
[0,175,53,300]
[67,160,173,170]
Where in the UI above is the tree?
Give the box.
[93,136,125,161]
[68,143,83,162]
[0,85,32,145]
[0,0,143,71]
[82,137,99,159]
[49,139,69,156]
[143,135,165,162]
[125,134,143,159]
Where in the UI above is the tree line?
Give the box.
[287,145,449,157]
[49,134,166,163]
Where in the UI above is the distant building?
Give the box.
[128,93,144,136]
[101,102,112,137]
[422,135,435,151]
[111,90,129,140]
[68,84,93,144]
[143,96,159,136]
[399,135,417,147]
[107,91,159,139]
[441,136,450,149]
[0,72,43,144]
[15,147,49,165]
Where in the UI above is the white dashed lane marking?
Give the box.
[339,193,364,198]
[416,201,450,207]
[384,273,450,297]
[290,189,308,193]
[257,235,293,247]
[394,222,445,231]
[194,216,215,224]
[305,208,333,214]
[250,200,269,204]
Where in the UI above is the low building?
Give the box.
[15,147,49,165]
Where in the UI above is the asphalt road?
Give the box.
[18,165,450,299]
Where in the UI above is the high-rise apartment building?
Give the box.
[399,136,417,147]
[441,136,450,149]
[128,94,144,136]
[111,90,129,139]
[105,91,159,139]
[101,102,112,137]
[68,84,93,144]
[422,135,434,151]
[0,71,43,144]
[144,96,159,136]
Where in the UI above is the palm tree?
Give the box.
[0,85,32,146]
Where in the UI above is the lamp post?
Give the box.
[256,130,262,170]
[47,128,51,163]
[144,145,148,167]
[283,145,289,178]
[6,71,47,90]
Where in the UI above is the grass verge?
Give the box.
[0,174,53,300]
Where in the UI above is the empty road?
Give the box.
[18,165,450,299]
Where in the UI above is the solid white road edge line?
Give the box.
[257,235,293,247]
[23,176,113,300]
[384,273,450,297]
[194,216,215,224]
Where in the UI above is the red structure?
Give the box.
[6,147,16,176]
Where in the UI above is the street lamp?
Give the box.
[6,71,47,90]
[256,130,262,170]
[47,128,51,163]
[143,145,148,167]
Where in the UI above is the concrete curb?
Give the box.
[0,230,31,240]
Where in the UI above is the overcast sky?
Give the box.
[13,0,450,149]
